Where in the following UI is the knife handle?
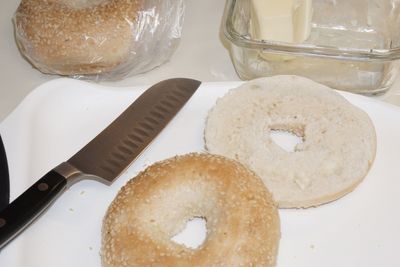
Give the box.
[0,170,67,249]
[0,135,9,211]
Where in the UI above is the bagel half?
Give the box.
[205,75,377,208]
[102,153,280,266]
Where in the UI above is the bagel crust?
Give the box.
[101,153,280,267]
[205,75,377,208]
[14,0,142,75]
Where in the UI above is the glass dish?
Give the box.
[223,0,400,95]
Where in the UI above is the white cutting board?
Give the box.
[0,78,399,267]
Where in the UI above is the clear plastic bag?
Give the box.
[13,0,184,81]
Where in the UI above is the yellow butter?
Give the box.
[250,0,313,43]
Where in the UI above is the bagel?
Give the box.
[204,75,376,208]
[13,0,181,77]
[101,153,280,267]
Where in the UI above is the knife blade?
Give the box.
[0,78,201,249]
[0,135,10,211]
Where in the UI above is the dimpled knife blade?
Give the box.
[68,78,201,183]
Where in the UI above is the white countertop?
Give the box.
[1,0,400,123]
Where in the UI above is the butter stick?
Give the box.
[250,0,313,43]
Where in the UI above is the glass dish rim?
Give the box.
[223,0,400,62]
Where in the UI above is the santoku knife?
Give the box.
[0,78,201,249]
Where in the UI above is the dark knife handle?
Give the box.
[0,170,67,249]
[0,135,9,211]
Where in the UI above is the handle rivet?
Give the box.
[0,218,6,228]
[38,183,49,191]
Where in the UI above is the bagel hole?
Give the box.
[170,217,207,249]
[269,129,303,152]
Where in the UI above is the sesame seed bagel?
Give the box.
[13,0,142,75]
[204,75,377,208]
[101,153,280,267]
